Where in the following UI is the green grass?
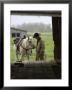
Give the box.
[10,32,54,63]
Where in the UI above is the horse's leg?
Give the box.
[26,54,29,60]
[15,53,17,62]
[14,48,18,62]
[27,55,29,60]
[19,47,23,62]
[20,54,24,61]
[16,51,18,61]
[17,53,20,61]
[20,49,25,61]
[26,50,29,60]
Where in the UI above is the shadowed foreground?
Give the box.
[11,61,61,79]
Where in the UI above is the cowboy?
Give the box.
[33,33,45,61]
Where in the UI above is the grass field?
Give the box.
[10,32,54,63]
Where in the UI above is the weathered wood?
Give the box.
[52,17,61,62]
[11,61,61,79]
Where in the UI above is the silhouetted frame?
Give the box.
[0,0,70,89]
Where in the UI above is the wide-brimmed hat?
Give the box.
[33,33,40,38]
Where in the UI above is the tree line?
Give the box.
[12,23,52,33]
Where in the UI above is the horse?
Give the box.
[13,36,35,61]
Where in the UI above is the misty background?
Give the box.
[11,15,52,33]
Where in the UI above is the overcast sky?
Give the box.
[11,15,52,27]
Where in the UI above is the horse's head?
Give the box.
[21,36,35,49]
[28,36,36,49]
[28,36,32,43]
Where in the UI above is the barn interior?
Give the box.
[11,11,61,79]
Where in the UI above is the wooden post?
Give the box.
[52,17,61,63]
